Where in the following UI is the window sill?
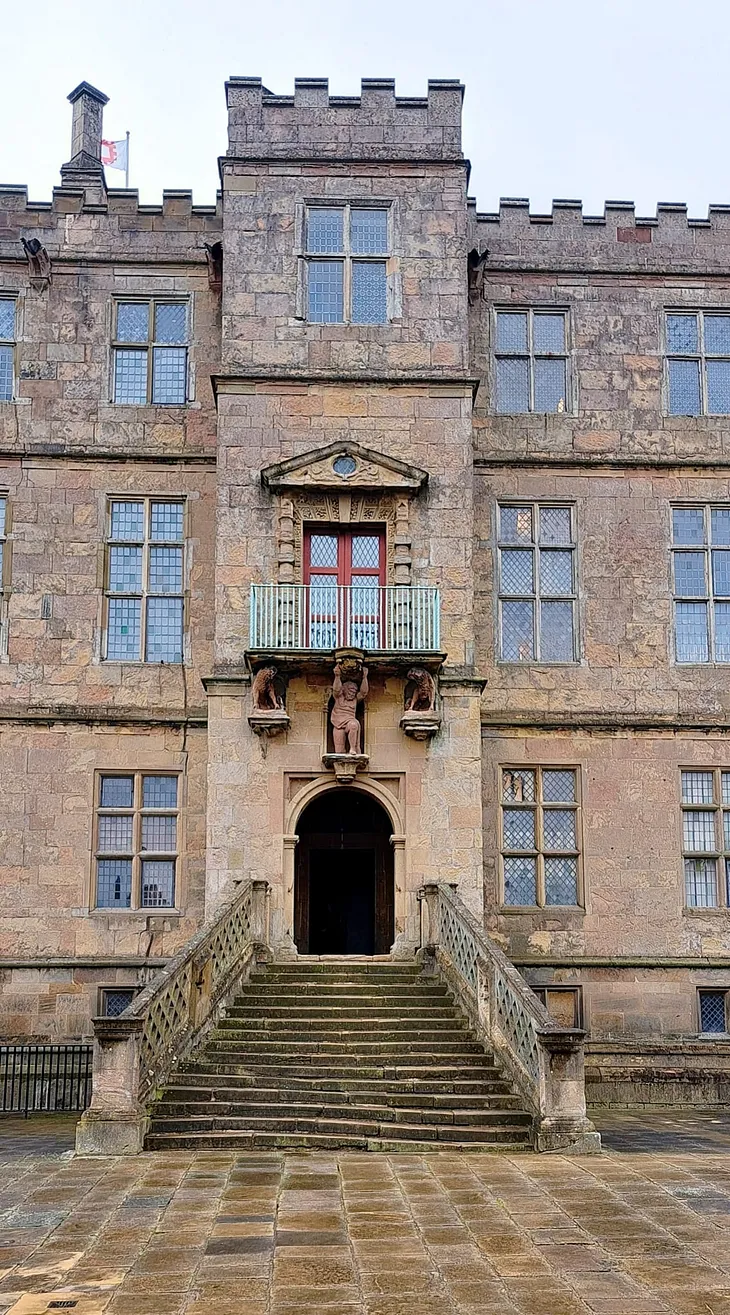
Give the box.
[496,660,581,668]
[683,906,730,915]
[89,908,182,918]
[500,905,585,914]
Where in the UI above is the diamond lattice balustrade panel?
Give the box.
[208,892,254,991]
[440,901,479,994]
[140,962,194,1096]
[494,969,541,1085]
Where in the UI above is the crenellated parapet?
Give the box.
[225,77,464,162]
[468,196,730,272]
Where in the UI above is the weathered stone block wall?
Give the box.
[0,722,207,1039]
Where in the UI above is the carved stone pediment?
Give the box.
[261,441,428,494]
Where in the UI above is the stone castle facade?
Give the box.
[3,77,730,1098]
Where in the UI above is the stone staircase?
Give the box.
[145,960,534,1152]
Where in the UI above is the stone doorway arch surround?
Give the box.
[282,774,407,955]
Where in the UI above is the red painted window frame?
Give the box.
[303,527,386,586]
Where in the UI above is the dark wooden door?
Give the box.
[294,826,394,954]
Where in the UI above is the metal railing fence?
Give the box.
[1,1044,93,1115]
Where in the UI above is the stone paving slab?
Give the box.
[2,1115,730,1312]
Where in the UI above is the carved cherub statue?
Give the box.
[405,666,436,713]
[251,665,283,711]
[331,661,369,754]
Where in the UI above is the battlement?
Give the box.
[467,196,730,271]
[225,77,464,162]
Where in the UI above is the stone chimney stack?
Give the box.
[60,81,109,205]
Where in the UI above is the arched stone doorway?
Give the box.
[294,790,395,955]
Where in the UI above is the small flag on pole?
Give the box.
[101,134,130,186]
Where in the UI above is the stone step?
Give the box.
[239,983,449,997]
[158,1083,523,1111]
[215,1023,471,1039]
[146,1112,532,1144]
[225,1003,457,1018]
[145,1130,531,1153]
[206,1037,486,1055]
[177,1069,513,1096]
[154,1098,531,1128]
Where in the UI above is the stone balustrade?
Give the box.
[75,878,271,1154]
[418,881,600,1154]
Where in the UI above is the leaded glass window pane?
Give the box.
[674,551,706,596]
[501,600,535,661]
[699,991,727,1033]
[145,597,183,662]
[683,810,716,852]
[712,551,730,597]
[502,769,536,803]
[682,771,715,805]
[141,815,177,852]
[540,550,573,594]
[351,536,380,569]
[496,357,529,413]
[502,809,536,851]
[151,502,184,542]
[154,303,187,345]
[673,508,705,546]
[500,549,534,595]
[707,360,730,414]
[310,535,339,568]
[307,208,344,254]
[117,303,149,343]
[503,856,537,905]
[140,860,175,907]
[308,261,344,323]
[0,299,15,340]
[108,546,143,593]
[544,856,578,905]
[0,498,6,537]
[100,776,134,808]
[533,358,566,412]
[540,601,574,661]
[110,502,144,541]
[96,859,132,908]
[704,317,730,355]
[352,262,387,324]
[666,314,698,355]
[715,604,730,662]
[543,809,576,851]
[496,313,528,354]
[675,601,709,663]
[152,347,187,404]
[500,506,533,544]
[97,815,134,853]
[107,598,142,660]
[114,350,147,405]
[149,547,183,594]
[0,346,13,402]
[539,506,572,546]
[668,359,701,415]
[533,314,565,353]
[351,209,387,254]
[685,857,718,907]
[712,509,730,546]
[542,770,576,803]
[143,776,178,809]
[102,990,135,1017]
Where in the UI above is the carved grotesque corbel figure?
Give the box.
[331,661,368,755]
[405,666,436,713]
[251,664,283,711]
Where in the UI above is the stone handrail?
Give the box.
[418,882,600,1153]
[76,878,270,1154]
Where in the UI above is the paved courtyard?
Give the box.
[2,1115,730,1314]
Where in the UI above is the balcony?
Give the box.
[249,584,441,660]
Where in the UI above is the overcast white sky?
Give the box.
[1,0,728,216]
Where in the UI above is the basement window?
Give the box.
[698,990,729,1034]
[99,988,137,1017]
[532,986,582,1028]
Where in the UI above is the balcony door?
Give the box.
[304,527,385,649]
